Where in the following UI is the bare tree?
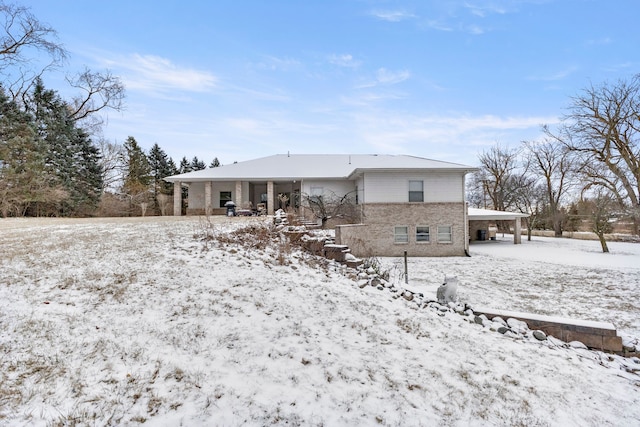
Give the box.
[477,143,523,212]
[523,137,576,237]
[2,3,125,134]
[67,68,125,130]
[303,190,359,229]
[554,75,640,235]
[583,190,616,253]
[96,138,124,192]
[1,2,67,100]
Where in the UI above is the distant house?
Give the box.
[164,154,486,257]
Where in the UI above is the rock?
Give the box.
[532,330,547,341]
[497,326,510,334]
[492,316,507,327]
[489,321,504,332]
[357,272,369,280]
[366,267,376,275]
[357,279,369,289]
[474,315,485,325]
[506,318,529,334]
[403,292,414,301]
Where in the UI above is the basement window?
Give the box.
[394,226,409,243]
[437,225,452,243]
[416,226,430,242]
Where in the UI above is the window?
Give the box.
[394,226,409,243]
[437,225,452,243]
[409,180,424,202]
[219,191,232,208]
[310,186,324,203]
[416,226,430,242]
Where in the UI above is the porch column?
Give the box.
[267,181,274,215]
[173,181,182,216]
[514,217,522,244]
[235,180,242,207]
[204,181,212,216]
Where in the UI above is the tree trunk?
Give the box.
[597,232,609,253]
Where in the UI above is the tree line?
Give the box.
[0,2,219,217]
[468,74,640,251]
[100,136,220,216]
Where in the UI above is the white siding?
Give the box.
[301,180,356,199]
[355,176,365,204]
[188,182,205,209]
[363,172,463,203]
[212,182,235,208]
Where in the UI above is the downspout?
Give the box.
[463,172,471,256]
[464,201,471,257]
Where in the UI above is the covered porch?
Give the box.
[172,179,302,216]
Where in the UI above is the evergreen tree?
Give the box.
[27,79,103,215]
[210,157,220,168]
[179,156,191,174]
[190,156,205,171]
[0,86,52,216]
[148,143,177,214]
[122,136,151,214]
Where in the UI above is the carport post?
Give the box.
[514,217,522,244]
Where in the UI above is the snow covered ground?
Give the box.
[1,216,639,426]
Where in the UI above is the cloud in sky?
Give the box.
[255,55,302,71]
[328,54,361,68]
[356,68,411,89]
[369,9,417,22]
[352,112,557,162]
[463,2,508,17]
[527,66,578,81]
[102,54,217,95]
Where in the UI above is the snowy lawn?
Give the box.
[0,216,639,426]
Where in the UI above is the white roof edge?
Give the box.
[468,207,530,220]
[163,154,478,183]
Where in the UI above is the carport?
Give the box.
[468,207,529,244]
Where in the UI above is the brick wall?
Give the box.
[336,202,467,257]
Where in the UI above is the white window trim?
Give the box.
[416,225,430,243]
[408,180,424,203]
[437,225,452,243]
[394,225,409,244]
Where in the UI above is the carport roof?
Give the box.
[468,207,529,220]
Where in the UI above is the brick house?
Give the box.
[164,154,479,257]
